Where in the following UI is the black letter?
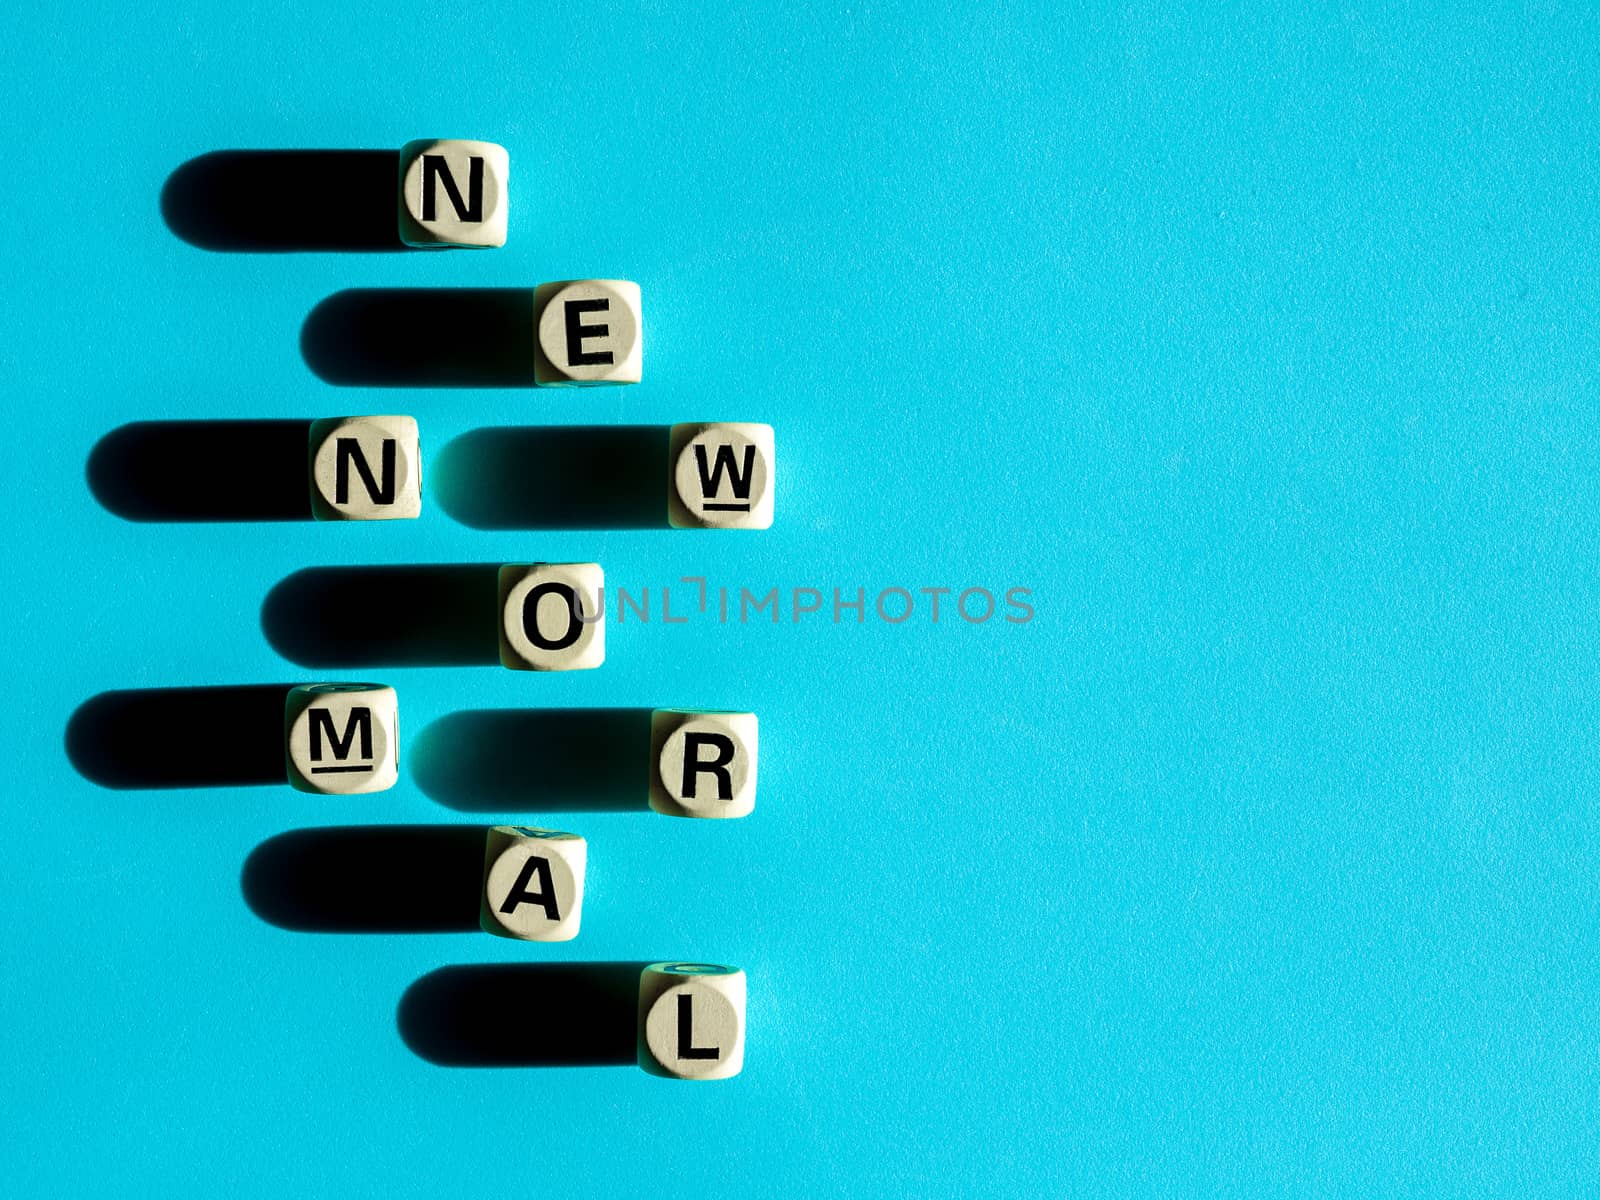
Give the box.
[309,707,372,762]
[522,582,584,651]
[693,444,755,509]
[564,299,614,365]
[496,855,560,921]
[421,155,484,222]
[681,732,735,800]
[335,438,396,505]
[677,993,719,1060]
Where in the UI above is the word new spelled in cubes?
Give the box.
[309,415,421,520]
[480,826,587,942]
[638,963,746,1080]
[534,280,643,385]
[649,710,758,819]
[398,139,509,248]
[498,562,605,671]
[284,683,398,794]
[669,423,775,529]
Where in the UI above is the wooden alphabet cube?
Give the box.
[398,139,509,248]
[480,826,587,942]
[638,963,746,1080]
[533,280,643,385]
[649,711,758,818]
[284,683,399,794]
[309,415,422,520]
[668,423,775,529]
[498,562,605,671]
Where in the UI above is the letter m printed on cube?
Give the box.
[285,684,399,794]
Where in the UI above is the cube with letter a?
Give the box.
[480,826,587,942]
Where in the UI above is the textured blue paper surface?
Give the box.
[3,4,1598,1195]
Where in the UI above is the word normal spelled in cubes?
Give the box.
[285,683,398,794]
[480,826,587,942]
[638,963,746,1080]
[669,423,775,529]
[534,280,643,385]
[649,710,758,819]
[398,139,509,248]
[498,562,605,671]
[309,415,421,520]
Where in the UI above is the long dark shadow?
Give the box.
[412,709,653,813]
[162,150,405,251]
[88,420,313,522]
[399,963,649,1067]
[302,289,538,386]
[66,685,293,789]
[242,825,486,933]
[262,564,501,668]
[433,426,671,530]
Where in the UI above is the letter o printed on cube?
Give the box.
[398,139,509,248]
[668,423,775,530]
[480,826,587,942]
[284,683,399,794]
[649,710,757,819]
[533,280,643,385]
[309,415,421,520]
[638,962,746,1080]
[498,562,605,671]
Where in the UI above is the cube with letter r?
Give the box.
[648,710,758,818]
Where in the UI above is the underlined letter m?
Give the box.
[310,707,373,763]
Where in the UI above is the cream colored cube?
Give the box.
[649,710,757,819]
[398,139,509,248]
[534,280,643,385]
[480,826,587,942]
[498,562,605,671]
[309,415,421,520]
[284,683,398,794]
[638,963,745,1080]
[668,423,774,529]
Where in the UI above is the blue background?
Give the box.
[3,3,1598,1195]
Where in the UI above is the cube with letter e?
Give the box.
[533,280,643,385]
